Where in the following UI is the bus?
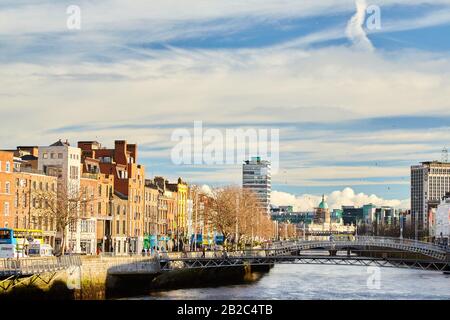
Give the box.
[13,229,44,251]
[0,228,16,245]
[0,228,24,258]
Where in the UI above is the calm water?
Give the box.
[136,265,450,300]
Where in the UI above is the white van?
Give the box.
[28,243,53,257]
[0,244,27,258]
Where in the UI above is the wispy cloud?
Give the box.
[2,1,450,201]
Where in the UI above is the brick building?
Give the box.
[0,151,15,228]
[78,140,145,253]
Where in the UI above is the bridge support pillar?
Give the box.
[444,253,450,274]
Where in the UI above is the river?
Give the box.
[134,264,450,300]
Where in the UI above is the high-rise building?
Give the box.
[411,161,450,237]
[243,156,271,214]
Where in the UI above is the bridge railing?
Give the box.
[0,256,81,276]
[285,237,449,253]
[354,236,449,253]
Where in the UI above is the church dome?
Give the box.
[318,194,328,209]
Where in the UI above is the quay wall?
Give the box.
[0,257,272,300]
[0,256,160,300]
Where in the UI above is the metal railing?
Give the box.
[158,236,449,262]
[0,256,81,277]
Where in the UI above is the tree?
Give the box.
[205,186,270,246]
[34,181,95,255]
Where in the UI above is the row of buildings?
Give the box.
[0,140,208,255]
[268,159,450,244]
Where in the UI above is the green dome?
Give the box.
[318,194,328,209]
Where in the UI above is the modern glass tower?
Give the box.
[243,157,271,214]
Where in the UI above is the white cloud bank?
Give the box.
[271,187,410,211]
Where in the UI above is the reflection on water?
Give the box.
[134,264,450,300]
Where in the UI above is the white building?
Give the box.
[411,161,450,235]
[433,194,450,245]
[38,140,92,253]
[243,157,271,214]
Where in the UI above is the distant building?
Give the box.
[270,205,293,215]
[431,193,450,245]
[243,157,271,214]
[411,161,450,236]
[314,195,330,225]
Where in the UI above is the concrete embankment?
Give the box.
[0,256,159,300]
[0,256,273,300]
[147,263,273,293]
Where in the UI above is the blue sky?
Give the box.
[1,0,450,209]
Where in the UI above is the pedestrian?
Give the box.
[202,246,206,258]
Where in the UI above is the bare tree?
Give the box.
[34,181,95,255]
[206,186,271,246]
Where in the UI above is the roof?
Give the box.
[50,139,70,147]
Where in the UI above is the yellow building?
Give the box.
[168,178,188,244]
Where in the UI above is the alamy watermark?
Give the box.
[66,265,81,290]
[171,121,280,173]
[366,266,381,290]
[365,4,382,30]
[66,5,81,30]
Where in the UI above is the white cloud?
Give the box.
[271,187,410,211]
[2,1,450,198]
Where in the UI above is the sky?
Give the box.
[1,0,450,210]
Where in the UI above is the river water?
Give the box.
[136,264,450,300]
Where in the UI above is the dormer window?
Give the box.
[100,156,112,164]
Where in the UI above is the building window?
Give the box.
[14,192,19,208]
[70,166,79,180]
[5,162,10,172]
[122,221,126,234]
[58,153,63,159]
[51,153,55,159]
[5,182,10,194]
[3,202,10,216]
[43,153,48,159]
[116,221,120,235]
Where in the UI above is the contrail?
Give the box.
[346,0,374,51]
